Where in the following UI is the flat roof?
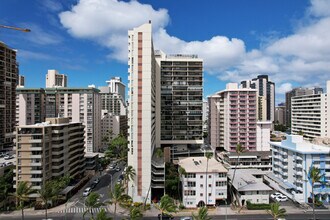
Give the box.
[178,156,227,173]
[270,135,330,154]
[228,169,272,192]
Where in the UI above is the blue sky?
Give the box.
[1,0,330,104]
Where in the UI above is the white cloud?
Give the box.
[59,0,330,96]
[277,83,293,94]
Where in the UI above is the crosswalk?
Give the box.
[58,206,111,214]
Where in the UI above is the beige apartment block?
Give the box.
[14,118,85,199]
[46,69,67,88]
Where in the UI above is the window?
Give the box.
[187,182,196,187]
[218,173,226,178]
[200,193,203,196]
[185,173,196,178]
[208,193,212,197]
[184,190,196,196]
[216,181,227,187]
[200,184,203,188]
[209,175,212,178]
[218,192,224,196]
[200,175,203,179]
[208,184,211,187]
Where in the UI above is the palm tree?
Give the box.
[204,152,213,206]
[178,166,187,203]
[129,206,143,220]
[230,143,245,207]
[307,166,324,220]
[108,183,130,220]
[0,180,11,211]
[192,206,211,220]
[13,181,35,220]
[154,194,177,220]
[83,192,103,220]
[38,181,56,220]
[95,208,112,220]
[123,165,136,193]
[267,202,286,220]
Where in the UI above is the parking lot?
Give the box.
[0,152,16,167]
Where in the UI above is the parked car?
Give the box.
[0,153,5,158]
[158,213,174,220]
[4,155,14,160]
[90,183,97,189]
[180,217,192,220]
[270,192,283,199]
[276,195,288,202]
[93,178,100,184]
[83,187,92,197]
[115,167,120,172]
[5,162,13,166]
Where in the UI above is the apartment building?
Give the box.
[241,75,275,122]
[46,70,67,88]
[98,77,126,116]
[14,118,85,199]
[16,88,46,126]
[285,87,323,127]
[208,83,258,152]
[178,157,228,208]
[17,75,25,88]
[266,135,330,204]
[16,87,101,153]
[155,50,204,160]
[275,105,286,125]
[127,22,157,203]
[0,42,18,150]
[228,169,272,205]
[291,81,330,139]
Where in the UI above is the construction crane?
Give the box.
[0,24,30,32]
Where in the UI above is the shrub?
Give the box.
[246,201,271,210]
[179,203,185,209]
[133,202,143,207]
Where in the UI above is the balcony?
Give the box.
[30,155,42,159]
[296,171,303,176]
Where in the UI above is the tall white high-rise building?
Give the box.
[291,80,330,139]
[127,22,157,202]
[46,70,67,88]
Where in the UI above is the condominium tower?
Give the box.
[46,70,67,88]
[291,81,330,139]
[241,75,275,122]
[14,118,85,199]
[0,42,18,150]
[208,83,258,151]
[285,87,323,127]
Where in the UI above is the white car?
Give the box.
[276,195,288,202]
[270,192,283,199]
[93,178,100,184]
[83,187,92,197]
[4,155,13,160]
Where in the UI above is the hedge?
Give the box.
[246,201,271,210]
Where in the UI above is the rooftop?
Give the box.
[178,156,227,173]
[228,169,272,192]
[270,135,330,154]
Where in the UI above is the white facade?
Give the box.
[256,121,271,151]
[127,23,156,202]
[268,135,330,204]
[100,110,121,147]
[291,81,330,139]
[178,157,228,208]
[228,169,272,205]
[46,70,67,88]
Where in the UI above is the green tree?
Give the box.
[108,184,131,220]
[129,206,143,220]
[267,202,286,220]
[164,163,180,200]
[154,194,177,220]
[231,143,245,207]
[192,206,211,220]
[38,181,56,220]
[95,208,112,220]
[105,134,128,163]
[13,181,36,220]
[52,175,71,205]
[178,166,187,202]
[83,192,103,220]
[307,166,324,220]
[204,152,213,206]
[0,168,14,211]
[123,165,136,193]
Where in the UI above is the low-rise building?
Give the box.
[228,169,272,206]
[266,135,330,204]
[178,156,228,208]
[219,151,272,171]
